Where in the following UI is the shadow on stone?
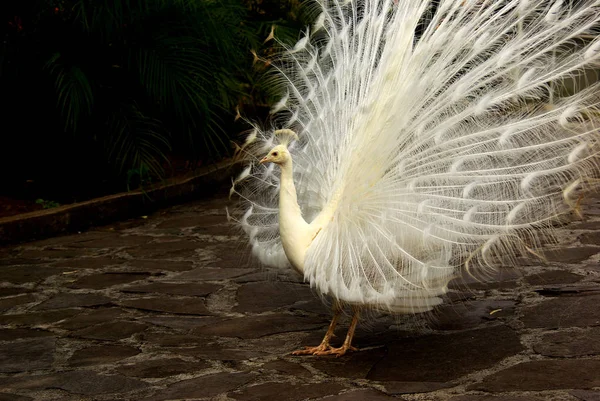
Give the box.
[367,326,522,382]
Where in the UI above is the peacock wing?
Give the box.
[232,0,600,312]
[297,0,600,312]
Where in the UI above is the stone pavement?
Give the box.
[0,186,599,401]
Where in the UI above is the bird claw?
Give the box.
[321,345,358,357]
[291,344,332,356]
[291,344,358,357]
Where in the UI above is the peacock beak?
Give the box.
[259,156,269,164]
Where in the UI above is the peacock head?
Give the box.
[259,145,290,165]
[259,129,298,166]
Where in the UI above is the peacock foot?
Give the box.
[320,344,358,358]
[291,343,332,356]
[292,344,358,357]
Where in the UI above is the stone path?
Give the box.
[1,187,599,401]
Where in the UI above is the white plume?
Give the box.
[231,0,600,314]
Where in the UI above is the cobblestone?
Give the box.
[1,188,600,400]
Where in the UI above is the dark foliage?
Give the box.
[0,0,308,203]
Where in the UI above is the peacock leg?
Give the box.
[291,302,341,356]
[321,306,360,357]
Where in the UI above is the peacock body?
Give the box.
[230,0,600,355]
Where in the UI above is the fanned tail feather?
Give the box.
[231,0,600,313]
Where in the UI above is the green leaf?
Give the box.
[105,101,170,180]
[45,52,94,132]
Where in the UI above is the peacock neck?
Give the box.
[278,158,312,274]
[278,160,301,216]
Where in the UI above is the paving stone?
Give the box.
[99,215,149,230]
[213,243,259,269]
[0,337,55,373]
[471,359,600,391]
[0,266,70,284]
[192,226,234,237]
[139,315,221,330]
[465,279,520,291]
[320,389,397,401]
[0,393,33,401]
[68,345,140,367]
[157,215,226,229]
[449,267,521,290]
[141,372,255,401]
[381,381,451,394]
[46,371,147,395]
[449,396,543,401]
[583,263,600,272]
[521,294,600,328]
[35,293,112,310]
[0,294,36,312]
[525,270,584,285]
[571,390,600,401]
[570,220,600,230]
[446,290,478,303]
[290,298,331,315]
[231,382,347,401]
[351,324,414,349]
[0,375,55,392]
[17,248,87,260]
[53,257,127,270]
[120,297,211,315]
[116,358,210,378]
[0,328,53,341]
[193,314,328,339]
[140,332,210,347]
[4,189,600,400]
[234,282,317,313]
[233,270,304,284]
[125,259,195,272]
[27,231,114,248]
[541,247,599,263]
[0,287,32,297]
[534,328,600,357]
[68,272,151,289]
[64,235,152,249]
[0,248,14,257]
[308,347,387,379]
[367,326,523,382]
[194,212,230,222]
[430,300,516,330]
[0,309,81,326]
[126,239,201,259]
[581,199,600,216]
[579,231,600,245]
[56,307,125,330]
[171,267,254,281]
[534,285,600,297]
[197,194,232,209]
[70,321,148,340]
[0,258,48,267]
[262,359,312,378]
[176,346,269,361]
[122,282,221,296]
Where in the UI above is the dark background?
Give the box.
[0,0,310,213]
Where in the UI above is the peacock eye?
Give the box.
[272,152,278,157]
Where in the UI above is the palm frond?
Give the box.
[106,101,170,179]
[45,52,94,132]
[2,0,312,193]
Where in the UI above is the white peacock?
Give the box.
[230,0,600,357]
